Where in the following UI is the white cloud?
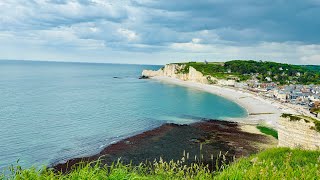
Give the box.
[0,0,320,65]
[170,39,209,52]
[301,54,320,64]
[117,28,139,41]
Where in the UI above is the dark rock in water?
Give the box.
[139,75,149,79]
[52,120,275,173]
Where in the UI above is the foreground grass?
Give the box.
[2,148,320,179]
[216,148,320,179]
[256,125,278,139]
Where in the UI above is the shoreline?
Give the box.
[53,120,276,173]
[52,76,281,173]
[151,76,299,128]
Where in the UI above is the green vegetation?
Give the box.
[281,113,302,121]
[303,65,320,72]
[173,60,320,84]
[312,120,320,133]
[2,148,320,179]
[215,148,320,179]
[173,61,250,81]
[256,125,278,139]
[3,159,214,180]
[311,107,320,114]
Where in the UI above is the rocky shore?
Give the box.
[53,120,276,173]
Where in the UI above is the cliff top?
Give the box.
[168,60,320,85]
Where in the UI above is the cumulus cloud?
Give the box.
[0,0,319,64]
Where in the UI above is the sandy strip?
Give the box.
[151,76,299,128]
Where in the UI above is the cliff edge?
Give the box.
[142,64,237,85]
[278,114,320,150]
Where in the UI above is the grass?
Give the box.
[281,113,302,121]
[2,148,320,179]
[2,159,214,180]
[215,148,320,179]
[256,125,278,139]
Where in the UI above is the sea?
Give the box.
[0,60,247,170]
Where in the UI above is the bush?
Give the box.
[256,125,278,139]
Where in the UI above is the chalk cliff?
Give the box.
[142,64,218,85]
[278,116,320,150]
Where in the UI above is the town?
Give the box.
[191,60,320,118]
[231,80,320,118]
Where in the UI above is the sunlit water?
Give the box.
[0,60,247,170]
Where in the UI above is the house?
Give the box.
[301,88,311,93]
[290,93,300,100]
[234,82,248,88]
[247,80,260,88]
[309,95,320,102]
[296,93,310,103]
[274,90,288,102]
[266,86,275,91]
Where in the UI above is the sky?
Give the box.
[0,0,320,65]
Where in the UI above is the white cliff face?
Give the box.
[188,66,213,84]
[142,69,164,77]
[142,64,216,84]
[162,64,189,80]
[278,117,320,150]
[162,64,180,77]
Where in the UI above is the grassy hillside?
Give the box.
[174,60,320,84]
[3,148,320,179]
[215,148,320,179]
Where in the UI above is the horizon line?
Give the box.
[0,59,163,66]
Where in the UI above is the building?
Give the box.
[274,90,288,102]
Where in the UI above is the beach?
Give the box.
[151,76,299,128]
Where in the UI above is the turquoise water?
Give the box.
[0,60,247,169]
